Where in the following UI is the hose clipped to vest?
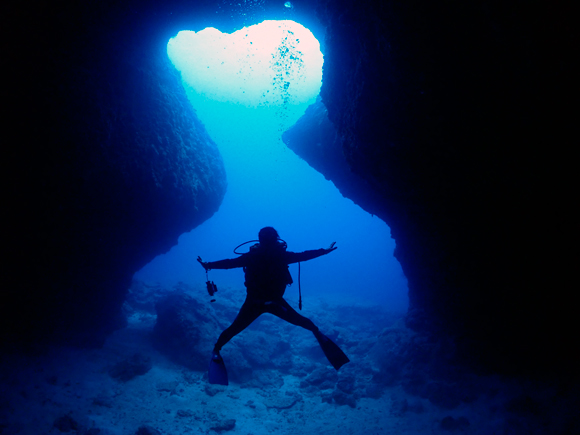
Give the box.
[298,262,302,310]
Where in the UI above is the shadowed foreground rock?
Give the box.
[291,0,576,377]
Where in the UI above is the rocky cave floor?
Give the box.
[0,282,577,435]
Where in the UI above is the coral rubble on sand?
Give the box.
[1,281,577,434]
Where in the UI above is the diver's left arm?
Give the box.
[286,242,337,264]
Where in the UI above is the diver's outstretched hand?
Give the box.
[325,242,337,254]
[197,256,209,270]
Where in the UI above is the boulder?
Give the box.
[306,0,575,376]
[152,293,223,371]
[108,353,153,382]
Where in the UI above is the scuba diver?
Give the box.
[197,226,349,385]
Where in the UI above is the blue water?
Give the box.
[135,21,408,312]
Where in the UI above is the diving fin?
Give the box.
[208,352,228,386]
[314,331,350,371]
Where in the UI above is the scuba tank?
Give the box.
[233,238,303,309]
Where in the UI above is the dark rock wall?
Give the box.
[3,1,232,346]
[312,0,576,375]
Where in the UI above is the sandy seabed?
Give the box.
[0,318,429,434]
[1,290,576,435]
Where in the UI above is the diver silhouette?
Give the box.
[197,226,349,385]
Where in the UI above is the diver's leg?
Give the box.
[265,299,350,370]
[264,298,319,332]
[214,299,264,351]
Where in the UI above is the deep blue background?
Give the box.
[136,24,408,312]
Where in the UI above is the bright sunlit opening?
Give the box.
[142,19,409,313]
[167,20,323,107]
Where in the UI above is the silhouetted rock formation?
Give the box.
[3,0,575,378]
[301,0,576,376]
[152,292,223,371]
[3,1,228,346]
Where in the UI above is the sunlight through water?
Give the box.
[136,20,408,312]
[167,20,323,108]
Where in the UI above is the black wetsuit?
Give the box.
[205,243,329,351]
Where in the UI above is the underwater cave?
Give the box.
[1,0,577,434]
[135,19,409,312]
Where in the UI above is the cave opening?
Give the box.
[135,19,408,312]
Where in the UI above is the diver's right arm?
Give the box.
[197,255,246,270]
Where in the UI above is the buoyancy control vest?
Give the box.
[243,241,293,300]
